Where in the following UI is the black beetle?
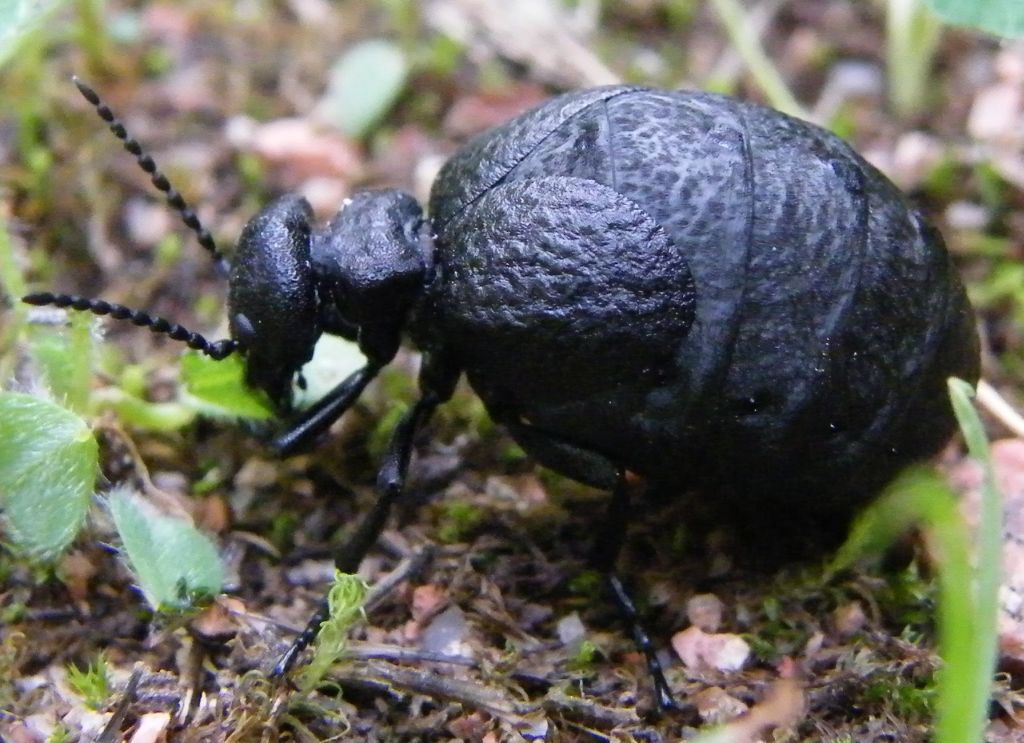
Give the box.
[25,81,980,709]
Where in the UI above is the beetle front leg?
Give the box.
[271,362,383,456]
[272,353,459,678]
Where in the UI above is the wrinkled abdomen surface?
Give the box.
[420,88,979,513]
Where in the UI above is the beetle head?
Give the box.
[228,194,322,411]
[23,80,433,415]
[311,189,432,362]
[22,79,325,414]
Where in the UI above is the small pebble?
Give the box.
[672,625,750,672]
[420,605,469,657]
[686,593,725,633]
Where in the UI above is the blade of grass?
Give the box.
[707,0,809,120]
[830,377,1000,742]
[831,469,975,688]
[0,215,26,379]
[940,378,1001,743]
[924,470,983,743]
[886,0,943,118]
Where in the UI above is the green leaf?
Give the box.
[923,0,1024,37]
[26,311,95,415]
[107,487,224,611]
[180,351,274,420]
[292,334,367,410]
[316,39,408,138]
[92,388,196,432]
[0,392,96,559]
[0,0,69,68]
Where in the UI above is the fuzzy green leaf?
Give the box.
[0,392,96,559]
[316,39,408,137]
[924,0,1024,37]
[0,0,68,67]
[107,487,224,611]
[292,334,367,410]
[180,351,274,420]
[26,312,95,414]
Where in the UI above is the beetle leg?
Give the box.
[271,362,383,456]
[594,469,679,713]
[271,393,442,678]
[272,354,459,678]
[339,393,443,571]
[495,417,678,711]
[499,418,618,489]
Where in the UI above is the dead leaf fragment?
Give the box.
[60,550,98,603]
[695,678,805,743]
[128,712,171,743]
[190,601,239,643]
[832,601,867,638]
[411,583,449,623]
[694,686,749,725]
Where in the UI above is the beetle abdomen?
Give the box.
[422,87,978,515]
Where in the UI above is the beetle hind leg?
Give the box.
[499,417,678,711]
[596,468,679,713]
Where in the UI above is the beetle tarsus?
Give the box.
[607,572,679,714]
[270,611,324,679]
[272,388,448,676]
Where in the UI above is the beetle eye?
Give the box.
[233,312,257,346]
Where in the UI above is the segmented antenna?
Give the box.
[23,292,241,360]
[72,76,230,276]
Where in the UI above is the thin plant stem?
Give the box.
[886,0,943,118]
[707,0,809,120]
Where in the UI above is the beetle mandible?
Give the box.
[25,81,980,709]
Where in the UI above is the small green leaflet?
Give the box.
[292,334,367,410]
[107,487,224,611]
[0,392,96,559]
[182,335,365,419]
[0,0,69,67]
[316,39,408,138]
[180,351,274,420]
[924,0,1024,37]
[25,312,95,415]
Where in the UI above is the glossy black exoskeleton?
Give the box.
[25,81,980,710]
